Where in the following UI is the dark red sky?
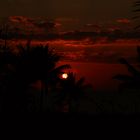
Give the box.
[0,0,136,31]
[0,0,133,19]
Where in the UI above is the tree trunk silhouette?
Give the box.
[39,81,45,112]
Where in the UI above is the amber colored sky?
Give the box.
[0,0,136,30]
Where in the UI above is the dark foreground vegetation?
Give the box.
[1,40,140,114]
[0,40,94,113]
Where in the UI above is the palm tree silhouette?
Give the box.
[102,0,140,92]
[113,56,140,92]
[55,72,93,112]
[132,0,140,29]
[0,40,71,112]
[112,47,140,112]
[14,41,71,112]
[0,44,21,111]
[137,46,140,62]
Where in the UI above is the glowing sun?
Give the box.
[62,73,68,79]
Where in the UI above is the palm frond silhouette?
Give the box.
[132,0,140,29]
[113,48,140,92]
[133,1,140,11]
[0,41,71,112]
[55,72,93,112]
[16,43,71,112]
[137,45,140,61]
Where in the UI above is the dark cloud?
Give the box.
[0,16,58,35]
[0,0,135,35]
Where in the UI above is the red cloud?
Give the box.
[83,24,101,32]
[9,16,30,23]
[85,24,101,28]
[108,26,120,32]
[7,16,58,35]
[116,18,131,24]
[9,16,56,28]
[54,23,62,28]
[55,17,79,31]
[55,18,79,24]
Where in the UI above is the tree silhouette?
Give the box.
[112,48,140,112]
[111,0,140,91]
[113,56,140,92]
[54,72,93,112]
[18,43,72,111]
[0,45,24,112]
[132,0,140,29]
[137,45,140,62]
[0,40,71,112]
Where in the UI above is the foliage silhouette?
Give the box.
[113,47,140,92]
[132,0,140,29]
[112,48,140,112]
[54,72,93,112]
[137,45,140,61]
[0,41,71,112]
